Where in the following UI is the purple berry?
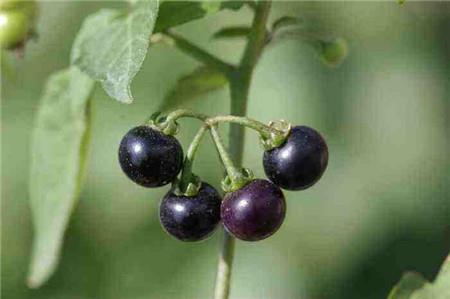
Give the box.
[221,179,286,241]
[263,126,328,190]
[118,126,183,188]
[160,182,221,241]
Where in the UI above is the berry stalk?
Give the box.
[154,109,289,148]
[207,115,277,140]
[209,125,250,192]
[178,124,208,195]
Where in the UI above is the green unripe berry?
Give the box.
[0,11,30,49]
[319,38,348,68]
[0,0,37,50]
[21,1,37,22]
[0,0,35,14]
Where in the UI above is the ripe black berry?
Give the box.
[118,126,183,188]
[263,126,328,190]
[221,179,286,241]
[159,182,221,241]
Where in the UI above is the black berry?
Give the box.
[159,182,221,241]
[221,179,286,241]
[263,126,328,190]
[118,126,183,188]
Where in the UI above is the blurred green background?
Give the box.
[2,1,450,298]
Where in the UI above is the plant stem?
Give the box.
[214,2,272,299]
[178,125,208,193]
[214,231,235,299]
[207,115,278,140]
[209,126,244,186]
[161,109,282,140]
[164,30,235,77]
[165,109,209,122]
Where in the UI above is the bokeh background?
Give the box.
[2,1,450,298]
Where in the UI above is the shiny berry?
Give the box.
[159,182,221,241]
[263,126,328,190]
[221,179,286,241]
[118,126,183,188]
[0,11,29,49]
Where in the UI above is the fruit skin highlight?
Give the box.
[263,125,328,191]
[221,179,286,241]
[160,182,222,242]
[118,126,184,188]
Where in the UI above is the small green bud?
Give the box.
[319,38,348,68]
[0,11,30,49]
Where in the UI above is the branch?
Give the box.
[164,30,236,77]
[240,1,272,72]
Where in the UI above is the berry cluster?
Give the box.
[118,110,328,242]
[0,0,37,51]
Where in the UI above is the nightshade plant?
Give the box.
[118,109,327,243]
[21,0,352,298]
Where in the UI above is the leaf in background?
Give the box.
[71,0,159,104]
[158,66,228,112]
[388,255,450,299]
[411,255,450,299]
[388,272,428,299]
[154,1,244,32]
[271,16,302,32]
[27,67,95,288]
[212,26,251,40]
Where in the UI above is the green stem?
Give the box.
[154,109,208,135]
[164,30,235,77]
[209,126,244,187]
[239,1,272,71]
[178,125,208,194]
[165,109,209,122]
[160,109,283,140]
[214,232,235,299]
[214,2,272,299]
[207,115,278,140]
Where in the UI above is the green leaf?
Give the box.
[388,272,428,299]
[27,67,95,288]
[154,1,244,32]
[158,66,228,112]
[212,26,251,40]
[71,0,159,104]
[388,255,450,299]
